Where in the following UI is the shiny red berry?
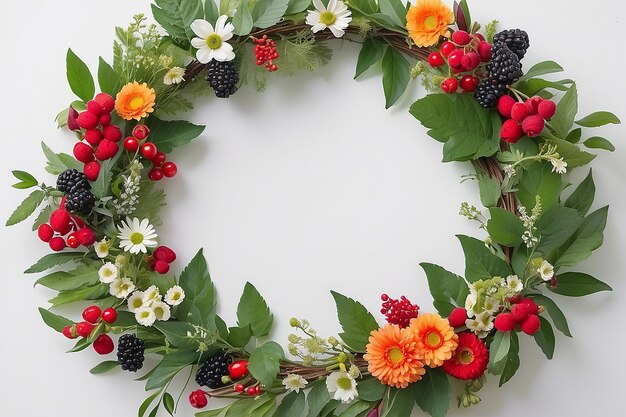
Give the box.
[381,294,420,328]
[162,162,177,177]
[447,49,464,69]
[229,360,249,380]
[141,142,158,160]
[447,307,468,328]
[82,306,102,324]
[235,384,245,393]
[66,233,80,249]
[93,334,114,355]
[189,390,208,409]
[102,308,118,324]
[62,325,77,339]
[76,321,94,338]
[428,52,445,67]
[441,77,459,94]
[460,75,479,92]
[124,136,139,152]
[152,152,167,167]
[132,124,150,140]
[246,387,256,396]
[440,41,456,57]
[149,168,163,181]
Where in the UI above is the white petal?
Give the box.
[191,37,207,49]
[311,23,326,33]
[328,0,338,12]
[196,47,213,63]
[139,218,149,231]
[220,22,235,40]
[313,0,325,12]
[215,15,228,34]
[328,25,345,37]
[306,11,320,26]
[191,19,214,38]
[214,44,235,62]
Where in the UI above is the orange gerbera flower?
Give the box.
[115,82,156,121]
[409,313,458,367]
[364,324,426,388]
[406,0,454,47]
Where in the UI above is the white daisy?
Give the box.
[483,298,501,315]
[537,260,555,281]
[163,67,185,85]
[118,217,158,255]
[282,374,308,393]
[142,285,161,305]
[152,301,171,321]
[190,16,235,63]
[550,157,567,174]
[165,285,185,306]
[326,371,358,403]
[466,312,494,338]
[135,306,157,327]
[98,262,118,284]
[94,239,110,258]
[506,274,524,293]
[464,291,477,316]
[109,277,136,299]
[127,291,145,312]
[306,0,352,38]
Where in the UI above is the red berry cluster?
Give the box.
[494,297,541,335]
[37,203,96,251]
[253,35,279,72]
[62,306,119,354]
[124,125,178,181]
[189,360,253,409]
[497,95,556,143]
[69,93,122,181]
[380,294,420,328]
[429,31,492,94]
[148,245,177,274]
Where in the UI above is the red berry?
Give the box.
[511,102,530,122]
[254,385,261,395]
[102,308,118,324]
[76,112,99,130]
[447,307,468,328]
[67,107,80,131]
[124,136,139,152]
[84,161,101,182]
[49,209,72,234]
[494,313,517,332]
[38,224,54,242]
[507,294,522,304]
[460,52,480,71]
[497,95,516,118]
[520,314,541,335]
[141,142,158,160]
[537,100,557,120]
[381,293,389,301]
[440,41,456,57]
[189,390,208,409]
[229,360,249,380]
[460,75,479,92]
[452,30,471,46]
[521,115,545,138]
[152,152,167,167]
[49,236,67,252]
[82,305,102,324]
[67,233,80,249]
[94,93,115,113]
[73,142,95,164]
[511,303,529,322]
[103,125,122,142]
[428,52,445,67]
[162,162,177,178]
[246,387,256,396]
[154,260,170,274]
[477,41,492,62]
[93,334,114,355]
[235,384,245,393]
[148,168,163,181]
[75,227,95,246]
[99,113,112,127]
[95,139,119,161]
[133,124,151,140]
[75,321,94,338]
[518,298,539,315]
[62,325,77,339]
[380,294,419,328]
[441,77,459,94]
[525,96,543,115]
[86,100,104,116]
[84,129,103,146]
[154,246,177,263]
[474,33,485,41]
[500,119,524,143]
[447,49,464,69]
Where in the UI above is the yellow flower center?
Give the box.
[129,96,145,110]
[426,331,442,348]
[387,347,404,364]
[336,376,352,390]
[423,15,437,30]
[320,11,336,26]
[459,348,474,365]
[205,34,222,50]
[129,232,144,245]
[171,292,181,301]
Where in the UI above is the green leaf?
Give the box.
[153,321,197,349]
[420,263,469,316]
[551,84,578,138]
[477,174,501,208]
[381,47,410,109]
[533,294,571,337]
[549,272,612,297]
[584,136,615,152]
[354,38,385,79]
[487,207,525,247]
[488,331,511,375]
[317,400,341,417]
[286,0,312,14]
[566,128,582,143]
[204,0,219,22]
[139,390,163,417]
[146,351,198,390]
[556,206,608,268]
[232,3,254,36]
[516,78,573,97]
[25,252,85,274]
[226,324,252,348]
[163,392,175,416]
[176,249,217,329]
[146,117,205,153]
[535,206,583,257]
[546,136,596,168]
[498,331,520,386]
[196,405,231,417]
[252,0,289,29]
[35,265,99,291]
[224,396,274,417]
[517,60,564,83]
[306,380,332,417]
[564,169,595,215]
[457,235,511,282]
[380,386,415,417]
[237,282,274,337]
[6,190,45,226]
[575,111,621,127]
[356,377,387,402]
[249,396,277,417]
[98,57,122,96]
[66,48,95,102]
[90,361,119,374]
[248,341,284,388]
[152,0,204,44]
[338,401,373,417]
[413,368,451,417]
[274,390,305,417]
[41,142,80,175]
[330,291,379,352]
[38,307,73,333]
[534,316,555,359]
[517,162,561,211]
[49,284,108,307]
[12,170,38,189]
[379,0,407,27]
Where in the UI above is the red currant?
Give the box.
[152,152,167,167]
[149,168,163,181]
[66,233,80,249]
[102,308,118,324]
[246,387,256,396]
[428,52,445,67]
[253,35,279,72]
[440,41,456,57]
[189,390,208,409]
[141,142,158,160]
[62,325,77,339]
[124,136,139,152]
[75,321,94,338]
[460,75,480,92]
[235,384,245,393]
[162,162,177,178]
[447,49,464,69]
[93,333,114,355]
[380,294,420,328]
[82,305,102,324]
[440,77,459,94]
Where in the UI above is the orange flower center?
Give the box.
[423,15,437,30]
[387,347,404,364]
[458,348,474,365]
[425,330,442,348]
[129,95,145,110]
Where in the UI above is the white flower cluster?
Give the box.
[127,285,185,327]
[519,198,542,248]
[99,262,136,298]
[114,160,143,216]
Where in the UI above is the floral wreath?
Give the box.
[7,0,619,416]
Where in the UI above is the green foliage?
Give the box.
[98,57,122,96]
[551,84,578,138]
[253,0,289,29]
[564,169,595,215]
[6,190,45,226]
[151,0,203,46]
[147,117,205,153]
[420,263,469,316]
[42,142,81,175]
[356,377,386,402]
[549,272,612,297]
[92,154,122,199]
[413,368,451,417]
[535,206,583,257]
[380,386,415,417]
[487,207,525,247]
[555,206,608,268]
[146,351,199,390]
[48,284,108,307]
[132,179,167,226]
[237,282,273,337]
[176,249,217,329]
[306,380,332,417]
[153,321,198,349]
[382,47,411,109]
[545,136,596,168]
[35,265,100,291]
[517,162,561,211]
[533,294,571,337]
[278,31,333,75]
[488,331,511,375]
[232,3,254,36]
[38,307,73,333]
[379,0,408,27]
[331,291,379,352]
[354,38,385,79]
[286,0,312,14]
[517,60,564,83]
[11,170,38,189]
[584,136,615,152]
[204,0,219,23]
[226,324,252,348]
[274,390,305,417]
[66,48,95,102]
[90,361,119,374]
[248,341,285,387]
[534,316,555,359]
[498,331,520,386]
[457,235,511,282]
[477,174,501,208]
[575,111,621,127]
[25,252,85,274]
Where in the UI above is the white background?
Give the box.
[1,1,624,416]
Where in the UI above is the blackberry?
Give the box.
[475,80,507,108]
[117,334,145,372]
[195,352,233,389]
[57,169,91,194]
[488,43,523,85]
[65,189,95,214]
[205,60,239,98]
[493,29,530,60]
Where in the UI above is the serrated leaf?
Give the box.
[35,265,99,291]
[248,341,284,387]
[331,291,379,352]
[6,190,45,226]
[237,282,273,337]
[66,48,95,102]
[546,136,596,168]
[42,142,73,175]
[90,361,119,374]
[575,111,621,127]
[354,38,385,79]
[420,263,469,316]
[49,284,108,307]
[26,252,85,274]
[413,368,451,417]
[534,316,555,359]
[98,57,122,96]
[176,249,217,329]
[38,307,73,333]
[457,235,511,282]
[381,47,410,108]
[584,136,615,152]
[146,117,205,153]
[153,321,197,349]
[252,0,289,29]
[226,324,252,348]
[549,272,612,297]
[533,294,571,337]
[152,0,204,44]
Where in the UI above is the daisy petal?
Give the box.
[191,19,214,38]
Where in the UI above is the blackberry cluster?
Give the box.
[206,61,239,98]
[475,36,525,108]
[57,169,95,214]
[195,352,233,389]
[493,29,530,60]
[117,334,145,372]
[475,82,507,108]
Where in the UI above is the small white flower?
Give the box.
[465,291,477,316]
[163,67,185,85]
[550,157,567,174]
[135,306,157,327]
[142,285,161,305]
[326,371,358,403]
[98,262,118,284]
[94,239,110,258]
[538,260,555,281]
[127,291,145,312]
[152,301,171,321]
[109,277,136,299]
[483,298,501,315]
[282,374,308,393]
[306,0,352,38]
[165,285,185,306]
[503,164,516,177]
[190,16,235,63]
[466,312,494,338]
[506,274,524,293]
[118,217,158,255]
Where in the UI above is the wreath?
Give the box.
[7,0,619,416]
